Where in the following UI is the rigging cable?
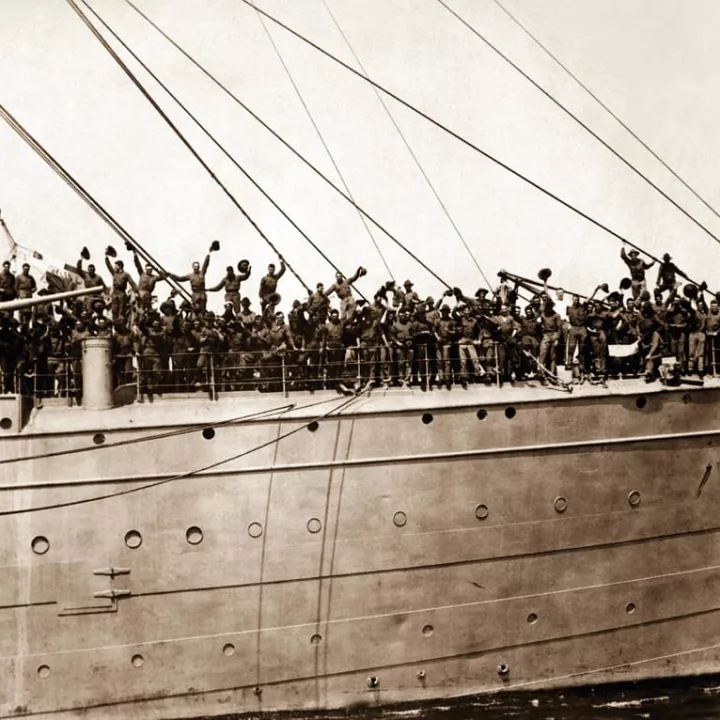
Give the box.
[236,0,712,283]
[435,0,720,250]
[0,389,366,517]
[491,0,720,228]
[79,0,363,300]
[121,0,452,289]
[0,104,193,303]
[0,402,296,468]
[250,0,394,280]
[0,208,20,258]
[65,0,312,294]
[321,0,492,290]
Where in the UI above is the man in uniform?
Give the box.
[621,244,655,299]
[456,305,482,387]
[666,297,689,371]
[656,253,688,297]
[0,261,16,303]
[307,282,331,323]
[494,304,521,382]
[400,280,421,311]
[326,267,367,322]
[585,300,608,378]
[15,263,37,324]
[688,298,707,376]
[390,308,415,388]
[261,311,296,391]
[132,252,164,316]
[565,295,587,369]
[706,298,720,375]
[518,305,540,379]
[140,318,168,396]
[237,297,258,329]
[434,305,457,388]
[170,242,217,313]
[321,309,346,391]
[209,262,251,314]
[259,257,286,317]
[538,298,563,377]
[105,251,138,321]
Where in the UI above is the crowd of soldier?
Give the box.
[0,241,717,398]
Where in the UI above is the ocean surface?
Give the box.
[206,677,720,720]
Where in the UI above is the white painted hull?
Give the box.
[2,380,719,717]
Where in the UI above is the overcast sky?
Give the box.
[1,0,719,311]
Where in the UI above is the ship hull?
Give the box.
[2,381,719,717]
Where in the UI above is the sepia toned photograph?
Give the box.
[1,1,719,718]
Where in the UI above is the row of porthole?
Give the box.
[29,517,319,555]
[87,389,685,449]
[36,604,640,681]
[475,490,642,521]
[72,391,701,448]
[29,492,643,555]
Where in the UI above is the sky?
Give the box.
[1,0,719,312]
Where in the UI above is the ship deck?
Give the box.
[22,375,719,434]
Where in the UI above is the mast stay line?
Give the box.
[121,0,452,290]
[65,0,312,294]
[239,0,713,282]
[0,105,193,303]
[321,0,492,291]
[492,0,720,229]
[436,0,720,250]
[78,0,362,299]
[250,0,394,281]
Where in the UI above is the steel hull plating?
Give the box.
[1,381,719,718]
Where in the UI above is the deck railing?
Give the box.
[6,336,719,404]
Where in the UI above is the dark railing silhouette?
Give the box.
[8,334,719,405]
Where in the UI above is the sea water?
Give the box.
[206,677,720,720]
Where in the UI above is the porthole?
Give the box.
[627,490,641,508]
[37,665,51,679]
[422,625,434,636]
[124,530,142,549]
[635,396,647,410]
[497,663,509,676]
[131,654,145,668]
[223,643,235,656]
[31,536,50,555]
[393,511,407,527]
[92,432,106,445]
[202,427,215,440]
[505,407,516,419]
[307,517,322,534]
[626,602,636,615]
[186,526,204,545]
[310,634,322,645]
[307,421,319,432]
[553,496,568,514]
[0,417,12,430]
[248,522,263,538]
[421,413,433,425]
[527,613,538,625]
[476,408,487,420]
[475,504,489,520]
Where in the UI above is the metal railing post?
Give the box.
[424,344,430,390]
[209,354,217,401]
[136,355,143,403]
[281,351,288,397]
[495,342,501,389]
